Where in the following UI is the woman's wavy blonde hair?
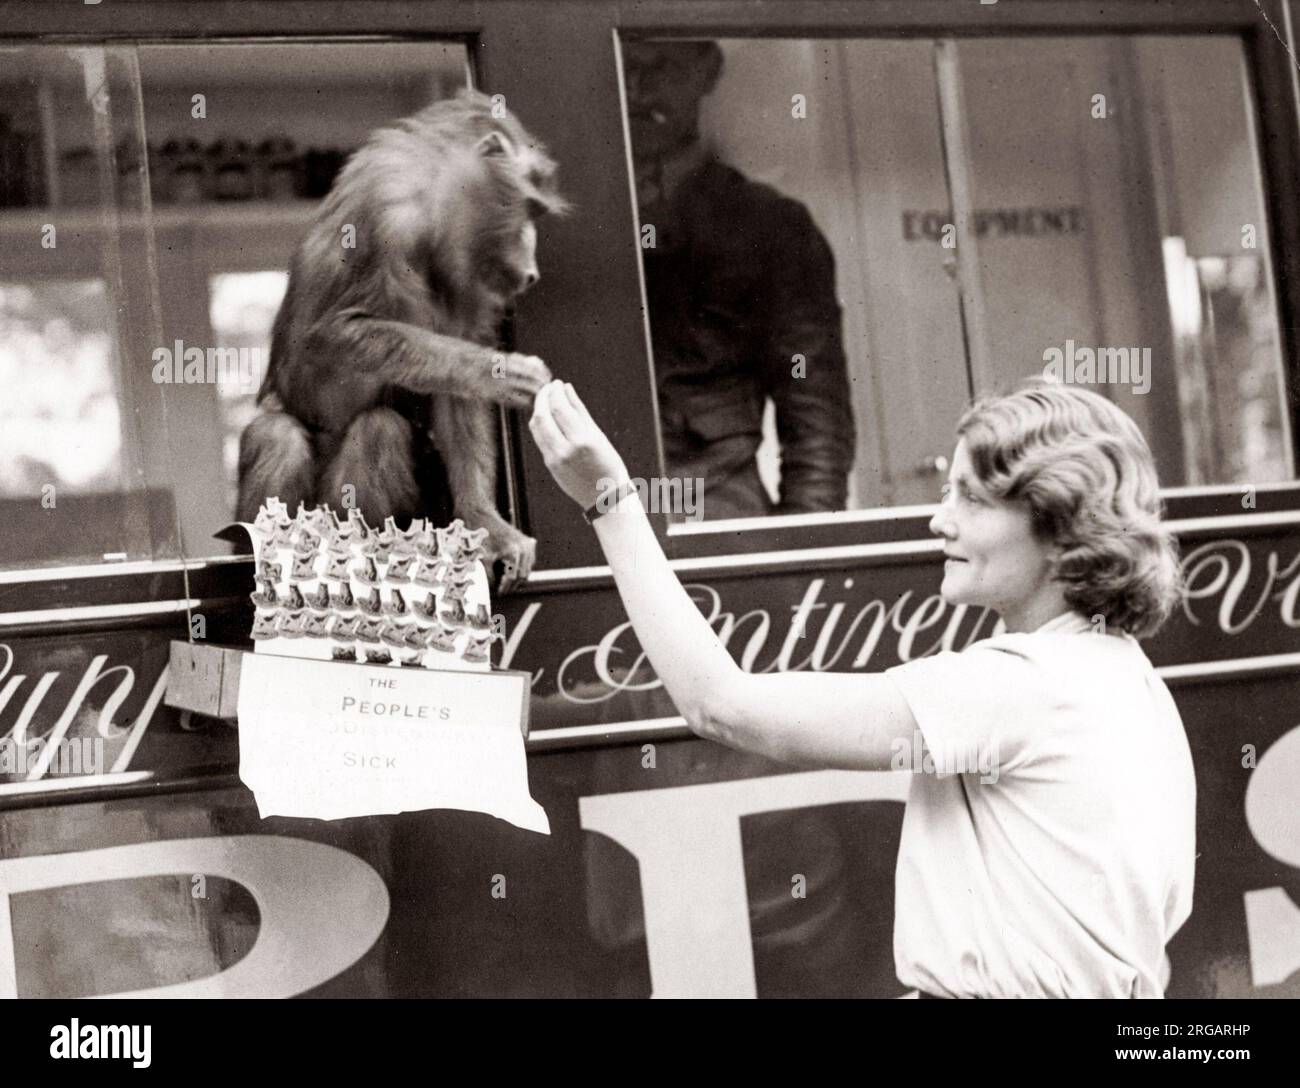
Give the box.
[956,380,1183,639]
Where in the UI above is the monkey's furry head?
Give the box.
[323,88,569,325]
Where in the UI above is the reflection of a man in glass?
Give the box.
[624,39,856,520]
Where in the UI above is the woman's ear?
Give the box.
[1044,540,1070,583]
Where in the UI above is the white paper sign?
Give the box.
[236,653,548,833]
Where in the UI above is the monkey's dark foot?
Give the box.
[459,510,536,594]
[236,410,316,524]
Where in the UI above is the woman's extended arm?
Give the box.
[528,381,917,770]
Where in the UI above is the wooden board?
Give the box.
[164,641,530,737]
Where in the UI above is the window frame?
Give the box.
[0,0,1297,609]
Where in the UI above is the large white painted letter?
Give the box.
[1244,724,1300,987]
[0,835,389,998]
[580,770,909,997]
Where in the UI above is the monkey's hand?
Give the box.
[487,352,552,409]
[459,507,537,593]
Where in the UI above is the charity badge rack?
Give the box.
[244,498,499,671]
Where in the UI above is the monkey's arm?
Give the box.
[327,311,550,408]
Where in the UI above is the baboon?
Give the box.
[236,89,567,590]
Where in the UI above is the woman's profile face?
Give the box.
[930,438,1059,625]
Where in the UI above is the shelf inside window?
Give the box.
[0,201,319,234]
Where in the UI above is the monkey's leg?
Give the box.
[317,407,421,525]
[429,395,536,593]
[326,313,551,408]
[236,410,316,523]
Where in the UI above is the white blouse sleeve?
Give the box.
[884,636,1054,777]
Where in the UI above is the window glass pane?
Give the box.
[621,37,968,521]
[0,280,120,493]
[953,35,1293,487]
[0,44,179,568]
[208,271,289,517]
[0,40,473,570]
[134,40,471,556]
[623,34,1295,528]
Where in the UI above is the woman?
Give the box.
[529,378,1196,999]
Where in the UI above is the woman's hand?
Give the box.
[529,380,631,510]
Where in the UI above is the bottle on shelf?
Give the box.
[0,114,29,208]
[159,137,208,205]
[210,138,255,201]
[256,135,300,202]
[302,147,348,198]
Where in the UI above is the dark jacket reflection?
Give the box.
[642,157,856,519]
